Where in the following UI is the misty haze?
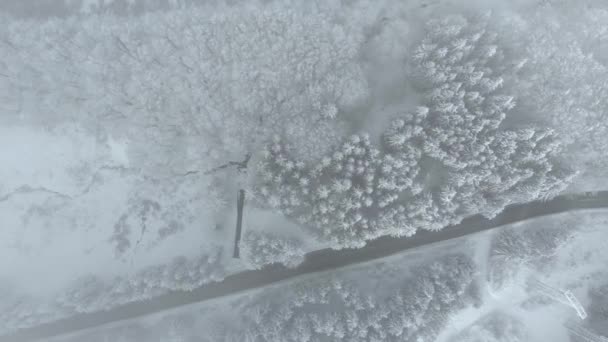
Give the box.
[1,0,608,341]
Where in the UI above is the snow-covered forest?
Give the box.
[1,0,608,340]
[41,211,608,342]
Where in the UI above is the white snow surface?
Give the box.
[40,210,608,342]
[1,0,608,338]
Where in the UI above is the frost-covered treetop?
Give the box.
[256,14,575,248]
[1,4,368,172]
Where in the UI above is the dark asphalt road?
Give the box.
[3,191,608,342]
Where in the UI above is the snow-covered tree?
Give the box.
[241,231,305,269]
[50,248,225,316]
[378,110,426,207]
[253,13,577,249]
[228,253,476,342]
[500,7,608,187]
[305,134,381,246]
[257,133,426,247]
[1,3,369,183]
[488,221,575,291]
[404,14,575,219]
[255,137,312,216]
[256,134,381,247]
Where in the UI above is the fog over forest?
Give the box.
[1,0,608,341]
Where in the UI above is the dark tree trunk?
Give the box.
[196,153,251,259]
[233,189,246,258]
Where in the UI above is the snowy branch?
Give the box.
[0,185,72,203]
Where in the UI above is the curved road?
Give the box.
[3,191,608,342]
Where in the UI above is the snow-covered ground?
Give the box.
[2,0,608,338]
[438,210,608,342]
[43,237,478,342]
[38,210,608,342]
[0,123,232,286]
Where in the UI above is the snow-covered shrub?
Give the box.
[241,231,305,269]
[225,253,477,342]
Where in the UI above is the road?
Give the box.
[3,191,608,342]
